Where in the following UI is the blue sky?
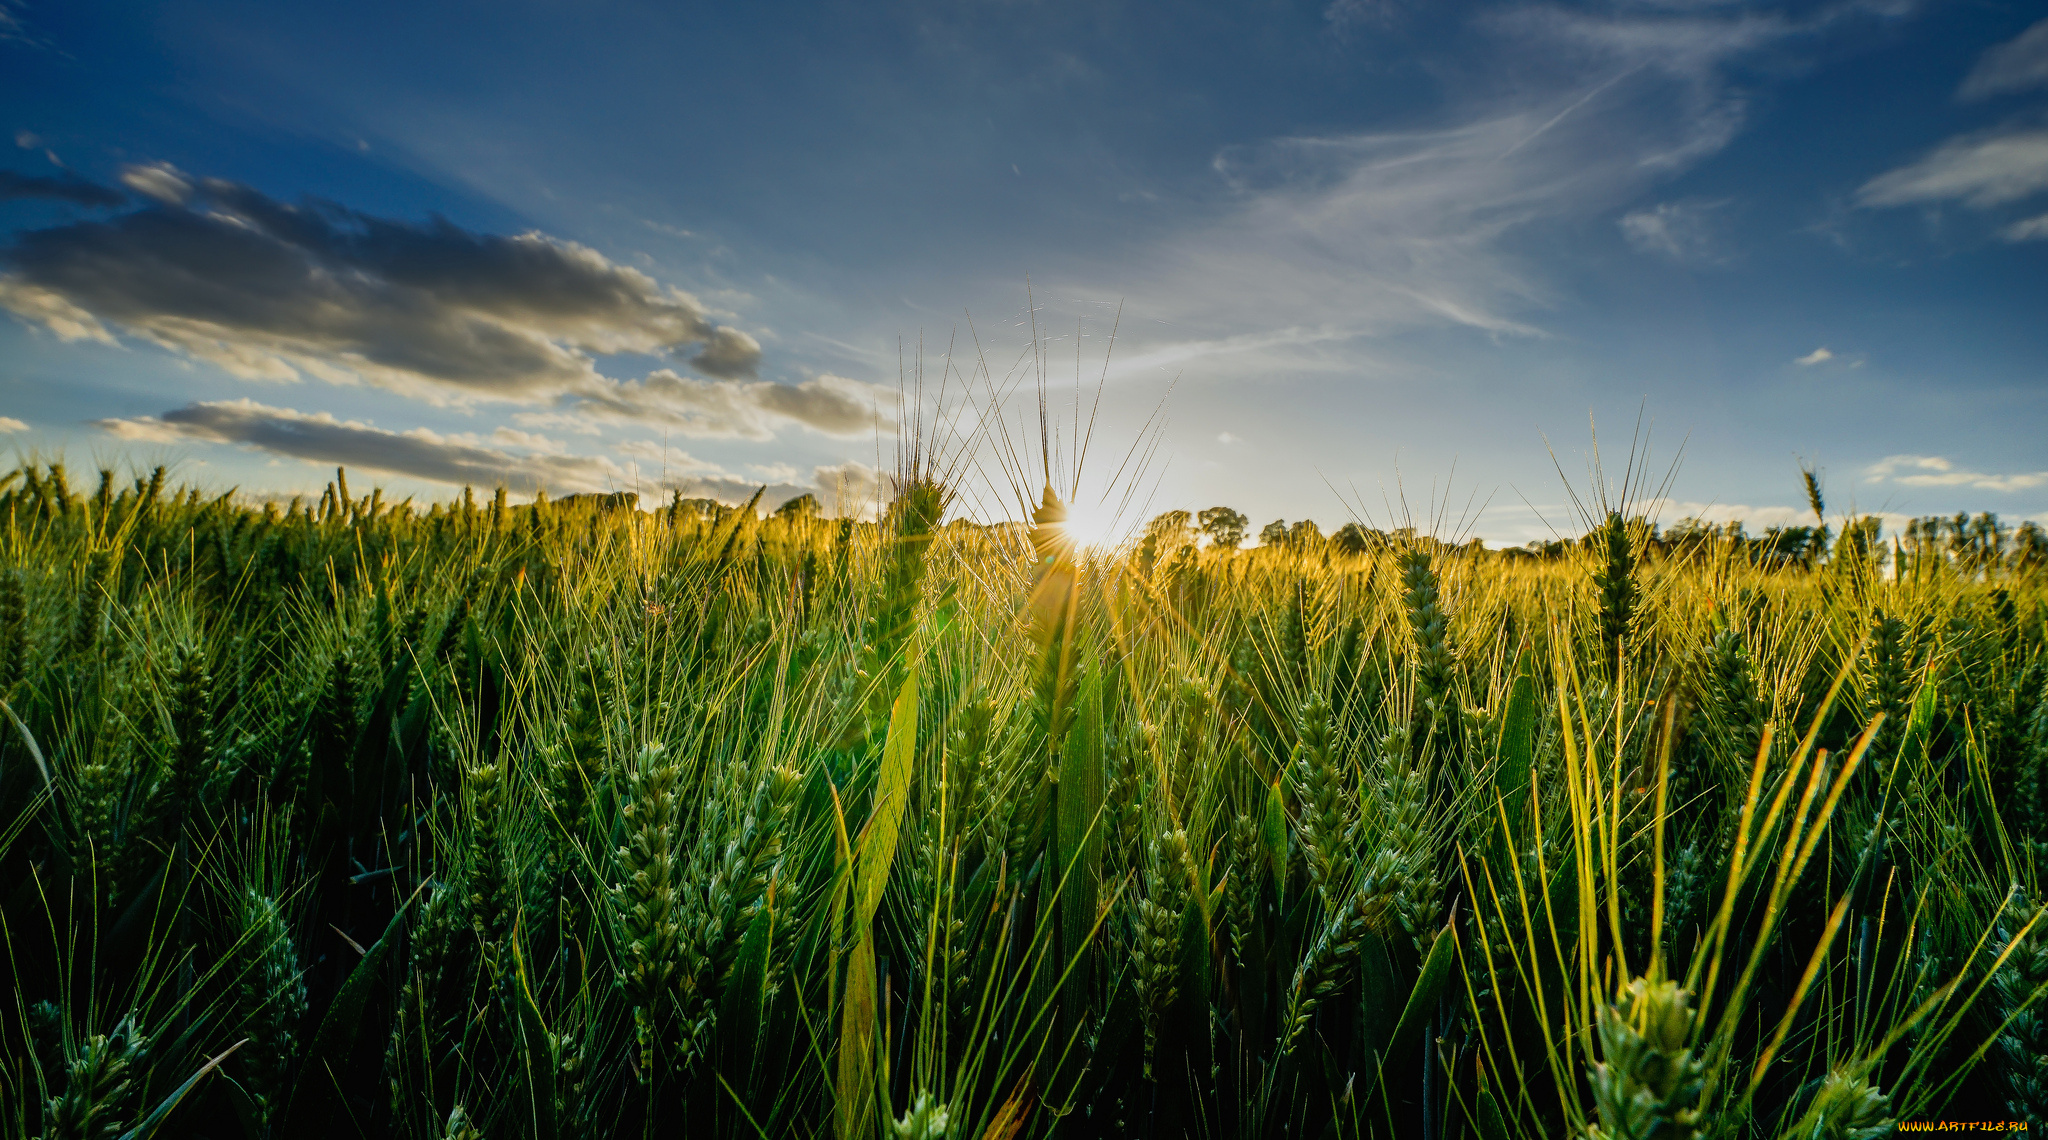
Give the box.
[1,0,2044,543]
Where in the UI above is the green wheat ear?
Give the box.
[1399,547,1455,714]
[610,741,686,1078]
[1794,1070,1894,1140]
[439,1103,484,1140]
[230,887,307,1128]
[1591,512,1637,670]
[43,1015,151,1140]
[1134,826,1195,1073]
[1585,977,1706,1140]
[890,1091,952,1140]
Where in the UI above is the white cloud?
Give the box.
[1624,497,1919,540]
[1858,124,2048,209]
[614,438,720,474]
[1619,199,1731,263]
[1794,346,1833,365]
[1217,431,1240,444]
[510,411,603,436]
[1959,17,2048,101]
[1640,498,1817,529]
[1864,454,2048,492]
[0,278,115,344]
[117,162,191,206]
[809,460,891,513]
[489,426,568,453]
[0,416,27,432]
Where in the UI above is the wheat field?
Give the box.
[0,453,2044,1139]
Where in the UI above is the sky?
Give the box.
[1,0,2045,545]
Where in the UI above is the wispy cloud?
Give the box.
[1958,17,2048,101]
[1068,0,1912,381]
[1864,454,2048,492]
[1619,199,1732,263]
[2004,212,2048,241]
[1858,123,2048,210]
[1794,346,1834,365]
[0,0,47,48]
[0,416,27,432]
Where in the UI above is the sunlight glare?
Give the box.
[1056,496,1128,553]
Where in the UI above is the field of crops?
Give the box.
[1,453,2045,1139]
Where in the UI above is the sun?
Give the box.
[1055,495,1128,553]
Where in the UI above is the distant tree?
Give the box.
[1759,526,1826,568]
[1259,519,1289,547]
[1198,506,1248,550]
[1331,522,1382,556]
[669,494,722,522]
[2013,522,2046,573]
[1663,517,1722,565]
[1286,519,1324,548]
[775,493,821,520]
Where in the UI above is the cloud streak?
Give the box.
[93,399,633,494]
[89,398,896,511]
[0,170,126,208]
[1858,124,2048,209]
[1959,17,2048,101]
[568,369,894,440]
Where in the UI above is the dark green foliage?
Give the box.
[165,642,211,827]
[0,569,27,696]
[229,888,307,1127]
[1993,896,2048,1123]
[1864,611,1914,759]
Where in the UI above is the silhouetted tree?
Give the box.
[775,493,821,520]
[1198,506,1248,550]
